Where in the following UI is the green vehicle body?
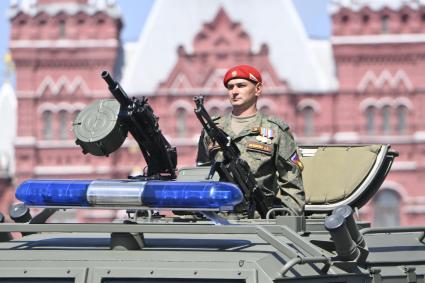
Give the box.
[1,143,424,282]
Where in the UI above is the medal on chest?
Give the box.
[253,127,274,144]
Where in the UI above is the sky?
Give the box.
[0,0,331,86]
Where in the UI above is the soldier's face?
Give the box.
[226,78,262,109]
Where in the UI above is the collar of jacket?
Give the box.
[222,112,265,140]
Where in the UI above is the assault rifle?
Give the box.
[102,71,177,179]
[193,96,274,218]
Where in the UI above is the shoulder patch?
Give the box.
[266,116,289,131]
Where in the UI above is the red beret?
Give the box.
[223,64,262,87]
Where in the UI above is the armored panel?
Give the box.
[300,144,397,214]
[73,99,127,156]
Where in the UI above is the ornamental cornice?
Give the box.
[13,58,115,68]
[334,53,425,63]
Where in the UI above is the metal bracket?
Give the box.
[404,266,417,283]
[369,267,382,283]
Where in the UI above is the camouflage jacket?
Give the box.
[196,112,305,216]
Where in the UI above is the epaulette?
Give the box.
[267,116,289,131]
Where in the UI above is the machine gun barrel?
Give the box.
[193,96,274,218]
[101,71,177,179]
[101,70,131,106]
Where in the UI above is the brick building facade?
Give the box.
[3,0,425,226]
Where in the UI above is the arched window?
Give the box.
[302,106,315,136]
[58,110,68,140]
[365,106,376,135]
[381,15,389,34]
[396,105,408,135]
[42,111,53,140]
[373,190,401,227]
[175,108,187,138]
[381,105,391,134]
[59,20,66,38]
[209,106,220,117]
[73,110,81,119]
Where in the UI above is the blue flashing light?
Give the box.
[15,179,243,211]
[15,179,91,206]
[142,181,243,210]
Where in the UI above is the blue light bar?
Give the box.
[141,181,243,209]
[16,179,91,206]
[15,179,243,211]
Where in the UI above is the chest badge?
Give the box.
[247,142,273,154]
[254,127,274,144]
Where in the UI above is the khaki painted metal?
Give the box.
[0,144,424,282]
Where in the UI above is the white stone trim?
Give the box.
[36,75,90,97]
[359,97,378,111]
[377,96,393,108]
[330,0,425,14]
[202,68,228,93]
[404,206,425,214]
[359,135,414,144]
[17,90,107,98]
[391,161,417,171]
[169,136,199,146]
[14,136,36,146]
[36,140,78,148]
[34,165,114,176]
[9,39,119,49]
[357,69,413,92]
[297,133,332,144]
[359,97,413,111]
[333,131,359,142]
[332,34,425,45]
[414,131,425,142]
[37,102,86,114]
[394,97,413,109]
[296,98,321,113]
[169,73,193,94]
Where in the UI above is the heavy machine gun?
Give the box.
[73,71,177,179]
[193,96,275,218]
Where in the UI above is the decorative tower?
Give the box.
[0,53,17,217]
[8,0,125,220]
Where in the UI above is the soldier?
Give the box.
[196,64,305,216]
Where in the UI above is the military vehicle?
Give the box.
[0,72,424,282]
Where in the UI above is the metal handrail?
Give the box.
[0,222,331,276]
[361,226,425,235]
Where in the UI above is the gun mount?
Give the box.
[72,71,177,179]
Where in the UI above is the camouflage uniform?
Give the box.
[196,112,305,216]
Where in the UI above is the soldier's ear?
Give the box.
[255,82,262,97]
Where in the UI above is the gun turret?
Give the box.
[73,71,177,179]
